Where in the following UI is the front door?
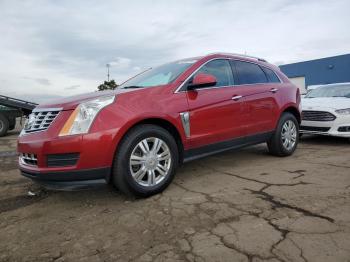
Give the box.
[185,59,245,149]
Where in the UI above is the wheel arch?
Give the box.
[281,106,301,124]
[112,117,185,169]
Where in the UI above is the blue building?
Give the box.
[279,54,350,93]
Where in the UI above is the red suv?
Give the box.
[18,53,301,196]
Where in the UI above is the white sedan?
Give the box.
[301,83,350,138]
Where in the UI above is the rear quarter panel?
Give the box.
[276,81,301,126]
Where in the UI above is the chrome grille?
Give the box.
[20,153,38,166]
[24,110,60,133]
[302,110,336,122]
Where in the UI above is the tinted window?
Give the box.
[194,59,234,87]
[261,67,280,83]
[234,60,267,85]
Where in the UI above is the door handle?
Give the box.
[232,95,242,101]
[270,88,278,93]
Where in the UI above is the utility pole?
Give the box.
[106,63,110,81]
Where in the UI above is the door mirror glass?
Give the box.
[188,73,217,89]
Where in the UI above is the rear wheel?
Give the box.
[112,124,178,197]
[0,114,9,137]
[267,112,299,156]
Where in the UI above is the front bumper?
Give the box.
[300,119,350,137]
[17,108,123,189]
[21,167,110,190]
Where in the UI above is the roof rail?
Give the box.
[207,52,267,62]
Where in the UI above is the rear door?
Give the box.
[231,60,280,136]
[185,59,245,148]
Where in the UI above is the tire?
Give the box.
[8,117,16,130]
[267,112,299,156]
[112,124,179,197]
[0,114,9,137]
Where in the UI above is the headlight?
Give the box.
[335,108,350,115]
[59,95,115,136]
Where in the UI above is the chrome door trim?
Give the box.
[180,112,191,138]
[232,95,243,101]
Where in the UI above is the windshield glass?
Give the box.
[305,85,350,98]
[119,59,197,89]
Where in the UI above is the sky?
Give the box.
[0,0,349,103]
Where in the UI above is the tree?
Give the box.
[97,80,118,91]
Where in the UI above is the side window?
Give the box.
[194,59,234,87]
[261,67,281,83]
[234,60,268,85]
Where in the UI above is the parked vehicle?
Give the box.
[301,82,350,137]
[0,106,20,136]
[301,84,322,98]
[0,95,37,137]
[18,53,301,197]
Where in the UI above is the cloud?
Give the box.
[108,57,131,68]
[22,77,51,86]
[0,0,349,98]
[34,78,51,86]
[64,85,80,90]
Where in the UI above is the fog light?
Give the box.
[338,126,350,132]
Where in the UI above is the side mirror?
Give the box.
[188,73,217,90]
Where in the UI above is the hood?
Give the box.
[302,97,350,110]
[35,89,136,111]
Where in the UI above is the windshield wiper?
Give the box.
[122,85,143,89]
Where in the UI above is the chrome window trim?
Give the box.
[174,57,282,93]
[180,112,191,137]
[32,107,63,113]
[175,58,231,93]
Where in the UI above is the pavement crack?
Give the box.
[284,170,306,179]
[289,237,308,262]
[303,161,350,169]
[247,189,335,223]
[202,164,310,188]
[173,182,215,203]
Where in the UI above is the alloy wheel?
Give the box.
[129,137,172,187]
[281,120,297,151]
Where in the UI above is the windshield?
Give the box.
[305,85,350,98]
[119,59,197,89]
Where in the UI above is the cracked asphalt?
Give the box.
[0,126,350,262]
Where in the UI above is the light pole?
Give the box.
[106,63,110,82]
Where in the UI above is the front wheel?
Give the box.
[112,124,179,197]
[267,113,299,156]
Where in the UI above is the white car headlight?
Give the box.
[335,108,350,115]
[59,95,115,136]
